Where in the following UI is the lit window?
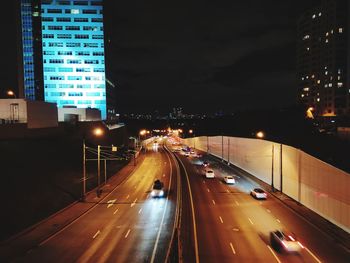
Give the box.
[318,12,322,16]
[337,82,343,87]
[325,32,329,36]
[303,35,310,40]
[317,80,320,84]
[303,87,309,91]
[306,75,309,79]
[329,83,332,87]
[338,76,341,80]
[339,28,343,33]
[338,69,341,74]
[331,30,334,34]
[312,14,316,19]
[71,9,79,14]
[325,71,328,75]
[302,77,305,81]
[311,74,315,78]
[301,94,305,98]
[325,39,328,43]
[306,47,310,51]
[324,66,327,69]
[317,98,320,102]
[325,84,328,88]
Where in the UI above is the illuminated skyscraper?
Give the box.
[17,0,43,101]
[297,0,350,117]
[18,0,107,119]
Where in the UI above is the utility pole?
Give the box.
[97,145,101,197]
[82,139,86,200]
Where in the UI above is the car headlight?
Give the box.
[151,191,155,196]
[159,190,164,196]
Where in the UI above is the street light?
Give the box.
[256,131,275,192]
[82,127,104,200]
[7,90,17,98]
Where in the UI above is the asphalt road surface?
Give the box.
[174,145,350,263]
[13,142,178,263]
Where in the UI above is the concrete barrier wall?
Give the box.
[180,136,350,233]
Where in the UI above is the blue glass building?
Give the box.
[41,0,106,119]
[18,0,43,101]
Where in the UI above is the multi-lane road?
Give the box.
[174,142,350,263]
[2,137,350,262]
[11,142,178,263]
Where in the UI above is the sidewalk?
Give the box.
[0,154,144,263]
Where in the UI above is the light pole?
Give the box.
[256,131,275,192]
[82,127,104,200]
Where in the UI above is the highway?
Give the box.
[14,142,178,263]
[173,143,350,263]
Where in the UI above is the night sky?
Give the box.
[1,0,320,114]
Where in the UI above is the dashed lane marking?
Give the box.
[230,242,236,255]
[125,229,131,238]
[219,216,224,223]
[113,208,119,215]
[93,230,101,239]
[248,218,254,225]
[267,245,281,263]
[212,200,216,205]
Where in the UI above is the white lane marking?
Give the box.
[267,245,281,263]
[212,199,216,205]
[248,218,254,225]
[226,189,230,193]
[235,200,239,206]
[131,198,137,207]
[305,247,322,263]
[93,230,101,239]
[126,194,130,199]
[138,208,142,214]
[113,208,119,215]
[229,242,236,255]
[177,154,199,263]
[267,209,271,213]
[124,229,131,238]
[107,199,116,208]
[151,147,174,263]
[276,219,281,223]
[219,216,224,224]
[207,188,210,192]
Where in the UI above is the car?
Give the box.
[205,169,215,178]
[270,230,304,252]
[202,161,209,167]
[224,175,235,184]
[250,188,267,199]
[151,179,165,197]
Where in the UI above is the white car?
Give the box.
[224,175,235,184]
[205,169,215,178]
[270,230,304,252]
[151,180,165,197]
[250,188,267,199]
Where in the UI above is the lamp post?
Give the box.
[256,131,275,192]
[82,127,104,200]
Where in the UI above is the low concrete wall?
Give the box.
[181,136,350,233]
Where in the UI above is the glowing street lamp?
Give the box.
[256,131,265,139]
[7,90,17,98]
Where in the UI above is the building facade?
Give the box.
[297,0,350,117]
[17,0,44,101]
[18,0,108,120]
